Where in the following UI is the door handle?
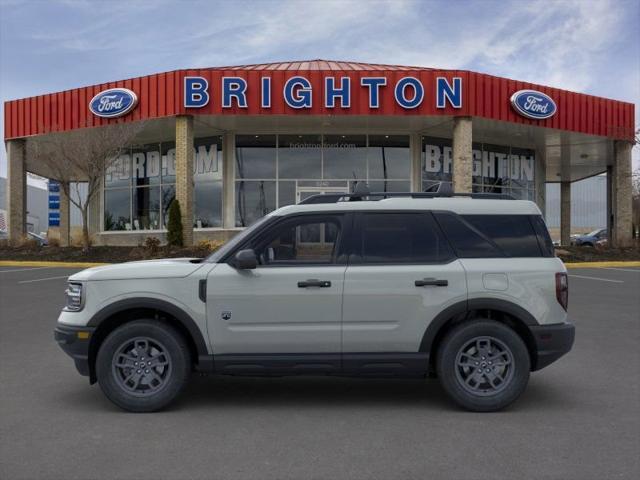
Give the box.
[298,279,332,288]
[415,278,448,287]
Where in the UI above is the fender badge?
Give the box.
[221,311,232,321]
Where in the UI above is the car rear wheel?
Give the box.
[96,320,191,412]
[436,319,530,412]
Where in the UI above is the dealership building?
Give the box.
[3,60,636,246]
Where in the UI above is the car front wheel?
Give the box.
[96,320,191,412]
[436,319,530,412]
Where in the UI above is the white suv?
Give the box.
[55,192,574,412]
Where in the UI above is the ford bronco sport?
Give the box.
[55,191,574,412]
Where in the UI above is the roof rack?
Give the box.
[298,191,515,204]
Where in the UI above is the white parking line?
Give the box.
[600,267,640,273]
[0,266,55,274]
[18,275,69,284]
[568,274,624,283]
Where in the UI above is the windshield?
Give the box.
[204,215,272,263]
[586,229,603,237]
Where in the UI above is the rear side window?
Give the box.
[355,213,454,264]
[434,213,503,258]
[530,215,555,257]
[462,215,542,257]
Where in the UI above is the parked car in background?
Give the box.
[571,228,607,247]
[27,231,48,246]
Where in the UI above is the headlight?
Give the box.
[64,283,84,311]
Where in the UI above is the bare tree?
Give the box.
[27,121,144,250]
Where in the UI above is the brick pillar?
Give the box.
[410,133,422,192]
[59,182,70,247]
[6,139,27,244]
[222,133,236,228]
[560,181,571,246]
[452,117,472,193]
[611,141,633,247]
[535,150,546,217]
[175,115,194,245]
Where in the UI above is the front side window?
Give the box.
[355,213,453,264]
[253,216,343,266]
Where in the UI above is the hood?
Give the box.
[69,258,206,282]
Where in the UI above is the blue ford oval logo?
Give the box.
[89,88,138,118]
[510,89,556,120]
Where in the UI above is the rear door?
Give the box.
[341,212,467,370]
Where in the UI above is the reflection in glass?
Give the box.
[105,153,131,188]
[104,189,131,231]
[368,135,410,180]
[132,144,161,187]
[323,135,367,179]
[236,135,276,179]
[236,180,276,227]
[132,186,160,230]
[161,185,175,228]
[278,135,322,179]
[194,181,223,228]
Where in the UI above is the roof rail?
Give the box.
[298,191,515,205]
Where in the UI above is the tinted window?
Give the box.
[255,216,342,265]
[530,215,555,257]
[357,213,453,264]
[463,215,542,257]
[434,213,502,258]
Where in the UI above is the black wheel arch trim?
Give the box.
[86,297,209,357]
[419,298,539,353]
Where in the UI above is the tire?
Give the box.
[436,319,530,412]
[96,320,191,412]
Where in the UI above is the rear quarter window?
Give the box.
[462,214,543,257]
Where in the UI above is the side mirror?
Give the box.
[233,249,258,270]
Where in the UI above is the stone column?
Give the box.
[611,141,633,247]
[6,139,27,244]
[410,133,422,192]
[59,182,70,247]
[175,115,194,245]
[535,150,546,217]
[560,181,571,246]
[222,133,236,229]
[452,117,472,193]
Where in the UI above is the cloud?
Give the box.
[1,0,638,176]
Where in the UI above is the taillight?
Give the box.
[555,272,568,311]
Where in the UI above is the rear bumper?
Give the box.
[530,322,575,371]
[54,324,95,377]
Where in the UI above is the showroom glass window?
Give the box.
[235,134,411,227]
[103,136,223,231]
[422,136,535,200]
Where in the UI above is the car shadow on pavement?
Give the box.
[54,374,574,414]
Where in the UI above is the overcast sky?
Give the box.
[1,0,638,181]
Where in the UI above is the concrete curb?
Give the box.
[0,260,108,268]
[563,261,640,268]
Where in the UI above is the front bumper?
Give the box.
[54,324,95,377]
[529,322,575,371]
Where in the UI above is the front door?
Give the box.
[206,214,349,369]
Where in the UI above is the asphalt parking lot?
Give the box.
[1,265,639,480]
